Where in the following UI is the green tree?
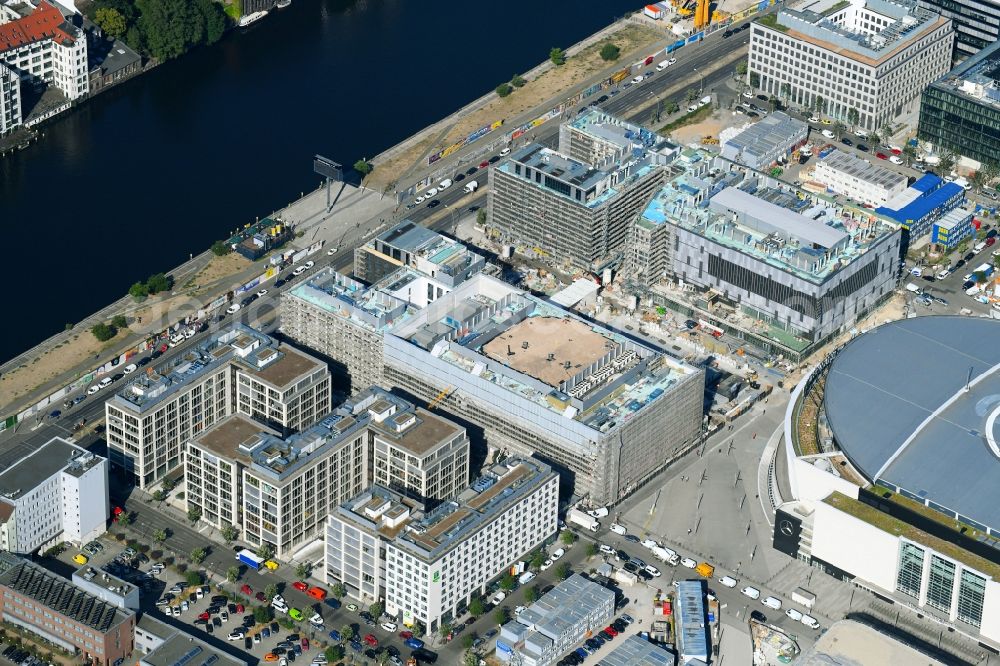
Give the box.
[866,131,881,149]
[151,489,165,502]
[511,74,527,88]
[324,646,344,663]
[749,72,761,89]
[938,149,957,176]
[468,597,485,617]
[779,83,791,102]
[91,323,116,342]
[95,7,127,38]
[134,0,225,60]
[599,43,620,61]
[879,123,894,145]
[221,524,238,544]
[559,530,577,546]
[341,624,355,642]
[110,314,128,329]
[734,60,748,79]
[833,122,846,140]
[353,158,373,178]
[189,547,206,565]
[211,240,230,256]
[767,96,779,112]
[973,270,988,284]
[812,95,825,115]
[494,606,509,626]
[994,254,1000,270]
[971,169,990,193]
[499,573,517,591]
[153,529,167,544]
[847,107,860,128]
[438,621,452,638]
[128,281,149,301]
[369,601,384,620]
[412,621,426,638]
[476,209,487,225]
[116,511,132,528]
[549,47,566,66]
[197,0,226,45]
[664,100,679,115]
[295,562,311,580]
[145,273,172,294]
[902,144,917,166]
[461,634,475,649]
[254,606,272,624]
[463,652,478,666]
[256,543,275,560]
[226,566,240,584]
[495,83,513,98]
[264,583,279,600]
[685,88,698,104]
[585,543,599,558]
[555,562,571,580]
[186,571,203,587]
[187,506,201,523]
[530,550,546,570]
[331,582,346,599]
[524,586,539,604]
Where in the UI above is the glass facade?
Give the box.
[958,570,986,627]
[897,542,925,599]
[926,554,957,613]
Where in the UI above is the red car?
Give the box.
[478,161,489,169]
[306,586,326,600]
[292,581,308,592]
[363,634,378,648]
[255,592,267,602]
[300,638,309,651]
[198,612,210,621]
[399,631,414,640]
[876,152,888,160]
[986,236,996,247]
[604,626,618,636]
[235,604,245,613]
[240,584,252,595]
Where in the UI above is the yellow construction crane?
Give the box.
[427,387,453,410]
[694,0,711,29]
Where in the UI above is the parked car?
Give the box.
[742,586,761,600]
[718,575,738,588]
[761,596,782,610]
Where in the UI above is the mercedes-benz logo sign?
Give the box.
[779,520,794,536]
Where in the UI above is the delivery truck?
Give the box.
[236,549,264,571]
[464,180,479,194]
[566,508,600,532]
[651,545,680,566]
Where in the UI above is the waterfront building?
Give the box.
[779,317,1000,647]
[496,574,614,666]
[105,325,330,488]
[280,267,450,393]
[353,219,485,288]
[812,150,908,207]
[629,149,902,360]
[557,107,678,168]
[382,272,704,505]
[324,457,558,631]
[748,0,953,131]
[0,1,88,132]
[0,558,135,666]
[487,141,668,271]
[0,437,108,555]
[186,388,469,557]
[919,40,1000,167]
[720,111,809,170]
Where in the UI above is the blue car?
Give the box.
[350,640,362,652]
[404,638,424,650]
[262,627,270,638]
[328,630,341,642]
[324,598,341,609]
[575,647,589,658]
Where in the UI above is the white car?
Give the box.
[631,75,644,84]
[680,557,698,569]
[499,147,511,156]
[809,116,820,123]
[169,333,184,347]
[761,596,782,610]
[310,613,324,627]
[491,591,506,604]
[599,544,615,555]
[644,565,661,577]
[540,559,552,571]
[292,266,308,276]
[656,60,669,71]
[183,327,196,339]
[426,187,439,197]
[437,179,452,190]
[304,261,315,269]
[256,289,268,298]
[87,385,101,395]
[743,89,753,98]
[514,606,527,616]
[272,594,285,606]
[99,376,113,388]
[610,523,627,536]
[415,195,425,204]
[821,129,835,139]
[550,548,565,560]
[172,606,181,616]
[380,621,397,632]
[718,575,738,588]
[889,155,903,165]
[785,608,803,622]
[587,507,609,518]
[667,58,676,65]
[801,615,821,629]
[936,269,951,280]
[123,363,138,375]
[228,631,245,641]
[741,586,761,600]
[327,246,339,256]
[226,303,242,315]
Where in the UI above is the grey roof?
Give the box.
[818,150,908,190]
[674,580,709,660]
[0,437,99,497]
[140,631,247,666]
[927,38,1000,110]
[375,220,440,253]
[516,573,613,633]
[721,112,807,160]
[710,186,849,249]
[598,635,676,666]
[824,316,1000,531]
[0,561,132,632]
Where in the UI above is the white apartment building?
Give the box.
[325,458,559,631]
[0,437,108,554]
[813,149,908,206]
[105,326,330,489]
[748,0,953,131]
[0,1,88,132]
[185,388,470,558]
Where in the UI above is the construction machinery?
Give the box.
[427,387,453,410]
[694,0,711,29]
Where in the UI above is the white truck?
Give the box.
[464,180,479,194]
[651,545,680,566]
[566,508,599,532]
[791,587,816,609]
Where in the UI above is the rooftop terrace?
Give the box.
[640,153,898,283]
[389,273,697,433]
[563,108,678,161]
[286,268,423,332]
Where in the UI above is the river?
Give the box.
[0,0,642,361]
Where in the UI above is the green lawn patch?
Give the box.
[658,104,712,134]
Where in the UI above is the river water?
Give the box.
[0,0,641,361]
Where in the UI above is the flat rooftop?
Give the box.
[376,408,464,456]
[722,111,807,159]
[641,151,898,284]
[482,317,615,388]
[191,414,275,463]
[285,268,418,332]
[674,580,709,659]
[73,564,137,599]
[334,457,555,561]
[370,220,484,278]
[822,316,1000,535]
[597,635,675,666]
[140,631,247,666]
[388,273,698,433]
[243,345,323,388]
[928,38,1000,110]
[564,107,678,157]
[0,437,101,497]
[798,619,947,666]
[817,150,908,190]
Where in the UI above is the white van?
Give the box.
[463,179,479,194]
[785,608,803,622]
[518,571,536,585]
[761,596,782,610]
[800,614,821,629]
[610,523,627,536]
[974,240,987,253]
[655,60,669,71]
